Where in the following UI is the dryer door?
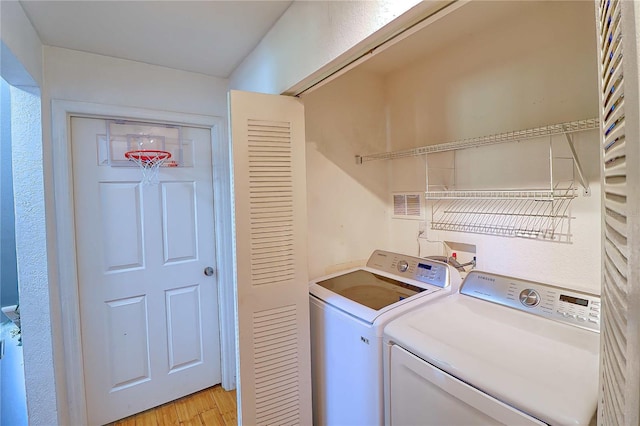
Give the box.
[388,345,544,426]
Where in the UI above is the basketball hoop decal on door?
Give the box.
[125,149,174,185]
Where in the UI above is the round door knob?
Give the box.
[519,289,540,307]
[204,266,215,277]
[397,260,409,273]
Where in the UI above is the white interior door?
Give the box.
[229,90,312,425]
[71,117,221,425]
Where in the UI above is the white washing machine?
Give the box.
[309,250,461,426]
[383,270,601,425]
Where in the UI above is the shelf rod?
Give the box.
[355,118,599,164]
[564,133,591,196]
[440,210,570,219]
[424,188,576,200]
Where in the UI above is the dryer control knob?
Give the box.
[519,289,540,307]
[397,260,409,273]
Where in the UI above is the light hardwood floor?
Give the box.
[109,385,237,426]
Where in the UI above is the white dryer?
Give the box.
[383,270,600,425]
[309,250,461,426]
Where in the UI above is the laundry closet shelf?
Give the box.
[425,188,577,201]
[355,118,599,164]
[427,186,577,241]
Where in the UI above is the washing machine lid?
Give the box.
[310,267,442,324]
[309,250,452,324]
[315,269,430,310]
[384,283,600,425]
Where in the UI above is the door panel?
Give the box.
[100,182,144,271]
[161,182,198,263]
[165,285,203,371]
[229,90,311,425]
[106,296,150,390]
[71,117,221,425]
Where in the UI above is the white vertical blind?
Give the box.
[596,1,640,424]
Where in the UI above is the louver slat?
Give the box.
[603,97,624,129]
[604,195,627,220]
[603,119,625,150]
[605,227,628,262]
[602,323,625,404]
[603,134,626,163]
[604,210,626,237]
[602,351,624,425]
[602,18,622,72]
[604,235,628,279]
[604,179,627,197]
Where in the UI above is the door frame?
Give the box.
[51,100,235,425]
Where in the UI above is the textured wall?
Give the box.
[1,8,57,423]
[11,85,57,426]
[0,78,18,310]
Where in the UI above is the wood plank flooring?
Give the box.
[109,385,237,426]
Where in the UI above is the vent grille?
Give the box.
[598,0,631,424]
[393,193,424,219]
[248,119,295,286]
[253,305,300,425]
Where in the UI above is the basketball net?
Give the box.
[125,150,172,185]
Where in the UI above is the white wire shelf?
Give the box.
[425,188,577,201]
[355,118,599,163]
[428,186,576,241]
[430,221,562,239]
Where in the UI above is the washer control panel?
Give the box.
[366,250,450,288]
[460,270,600,332]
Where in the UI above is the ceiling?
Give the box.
[19,0,293,78]
[357,1,538,75]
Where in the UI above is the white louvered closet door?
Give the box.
[596,1,640,424]
[229,90,312,425]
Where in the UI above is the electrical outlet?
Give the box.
[418,221,428,238]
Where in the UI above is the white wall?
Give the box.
[385,2,597,149]
[382,1,601,294]
[44,47,229,118]
[0,1,43,87]
[302,69,389,278]
[229,0,440,95]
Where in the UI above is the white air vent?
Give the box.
[392,193,424,220]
